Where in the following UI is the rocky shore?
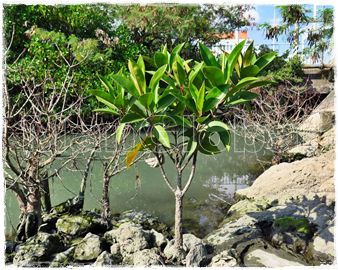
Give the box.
[5,91,335,267]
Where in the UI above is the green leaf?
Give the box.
[226,77,259,98]
[154,125,171,148]
[154,52,168,68]
[93,108,118,115]
[203,98,220,112]
[186,137,197,159]
[96,96,119,112]
[149,64,167,95]
[111,74,139,97]
[121,113,144,124]
[172,60,186,86]
[206,120,229,133]
[139,93,154,109]
[199,43,219,67]
[198,136,220,155]
[128,60,146,95]
[169,43,185,69]
[157,94,176,112]
[196,82,205,116]
[202,66,225,86]
[197,115,209,124]
[116,123,126,144]
[98,75,115,95]
[220,130,231,152]
[170,115,192,127]
[243,42,255,67]
[220,52,228,73]
[225,40,246,82]
[255,52,276,72]
[90,90,115,104]
[240,65,260,78]
[227,91,258,105]
[188,62,204,85]
[137,55,145,75]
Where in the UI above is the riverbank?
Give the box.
[5,91,335,267]
[207,91,335,267]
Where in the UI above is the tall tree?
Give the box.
[260,5,311,55]
[92,41,276,262]
[114,4,255,58]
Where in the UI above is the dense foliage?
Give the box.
[91,41,276,254]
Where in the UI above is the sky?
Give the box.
[248,4,333,54]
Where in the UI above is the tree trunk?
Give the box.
[25,184,42,237]
[174,189,183,251]
[102,171,110,222]
[40,174,51,213]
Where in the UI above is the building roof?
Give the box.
[213,31,249,40]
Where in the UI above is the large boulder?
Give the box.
[118,210,169,235]
[150,228,168,251]
[312,222,335,264]
[50,247,75,267]
[132,248,164,266]
[73,233,103,261]
[56,213,105,237]
[185,243,208,267]
[209,250,238,267]
[163,234,206,264]
[296,91,334,142]
[13,232,64,267]
[243,245,308,267]
[206,197,334,266]
[104,222,150,257]
[94,251,120,266]
[236,150,335,204]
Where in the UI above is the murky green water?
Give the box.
[5,133,272,238]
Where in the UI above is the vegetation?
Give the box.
[260,5,333,63]
[91,41,276,258]
[3,5,332,265]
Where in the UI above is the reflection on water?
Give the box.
[5,134,272,238]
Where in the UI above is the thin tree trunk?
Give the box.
[174,189,183,250]
[102,169,110,222]
[40,174,51,213]
[24,183,42,239]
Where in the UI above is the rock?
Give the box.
[74,233,103,261]
[287,126,335,160]
[56,214,95,236]
[150,229,168,250]
[185,243,208,266]
[118,210,169,235]
[110,243,120,255]
[226,198,272,221]
[163,239,186,263]
[297,91,334,142]
[206,196,334,266]
[163,234,204,264]
[132,248,164,266]
[206,214,264,256]
[319,126,335,152]
[210,250,238,267]
[13,232,64,267]
[50,247,75,267]
[312,223,335,264]
[107,222,150,257]
[236,150,335,204]
[243,246,308,267]
[94,251,120,266]
[183,233,203,252]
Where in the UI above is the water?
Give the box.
[5,134,272,238]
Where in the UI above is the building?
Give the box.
[212,30,251,55]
